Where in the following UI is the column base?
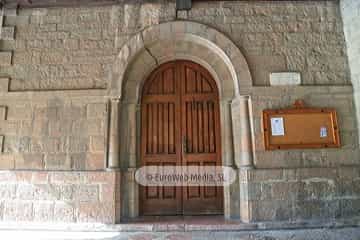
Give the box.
[106,167,121,172]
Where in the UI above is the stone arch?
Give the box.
[108,21,254,220]
[109,21,252,101]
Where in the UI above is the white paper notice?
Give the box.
[320,127,327,138]
[271,117,285,136]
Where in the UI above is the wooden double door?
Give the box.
[140,60,223,215]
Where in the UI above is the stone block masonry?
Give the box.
[0,96,108,171]
[340,0,360,141]
[240,167,360,222]
[0,171,120,223]
[0,78,9,92]
[249,85,359,168]
[0,0,357,225]
[0,52,12,66]
[1,26,15,40]
[189,1,349,86]
[0,1,350,90]
[0,2,353,171]
[0,106,6,120]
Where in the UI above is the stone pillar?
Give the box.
[118,102,140,218]
[107,98,121,170]
[221,100,234,167]
[0,6,3,32]
[231,95,254,169]
[239,168,252,223]
[231,95,254,223]
[220,100,240,219]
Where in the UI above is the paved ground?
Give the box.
[1,227,360,240]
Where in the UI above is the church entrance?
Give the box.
[140,60,223,215]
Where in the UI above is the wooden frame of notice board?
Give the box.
[262,100,341,150]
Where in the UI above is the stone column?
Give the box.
[221,100,234,167]
[231,95,255,222]
[107,98,121,170]
[0,5,3,28]
[231,95,254,169]
[220,100,241,219]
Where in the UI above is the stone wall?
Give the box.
[0,0,358,224]
[1,6,118,91]
[0,93,108,171]
[240,167,360,222]
[0,170,121,223]
[0,0,354,171]
[250,85,359,168]
[189,1,349,86]
[340,0,360,139]
[0,1,350,90]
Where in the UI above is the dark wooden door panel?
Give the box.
[180,62,223,215]
[143,102,177,155]
[141,62,182,215]
[140,60,223,216]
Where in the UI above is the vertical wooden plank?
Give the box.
[164,68,174,94]
[198,101,204,153]
[209,102,215,153]
[148,104,153,154]
[144,104,148,154]
[186,102,192,153]
[164,103,169,154]
[158,103,163,153]
[169,103,175,154]
[153,103,158,154]
[149,73,158,94]
[192,100,198,153]
[155,74,160,94]
[203,102,209,153]
[214,101,221,164]
[186,67,196,93]
[196,72,202,93]
[160,71,164,94]
[142,103,148,156]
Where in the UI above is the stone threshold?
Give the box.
[0,217,359,232]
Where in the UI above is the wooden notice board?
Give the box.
[263,100,341,150]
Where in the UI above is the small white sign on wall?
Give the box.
[270,72,301,86]
[270,117,285,136]
[320,126,328,138]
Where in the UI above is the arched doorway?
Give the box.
[111,21,254,220]
[140,60,223,215]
